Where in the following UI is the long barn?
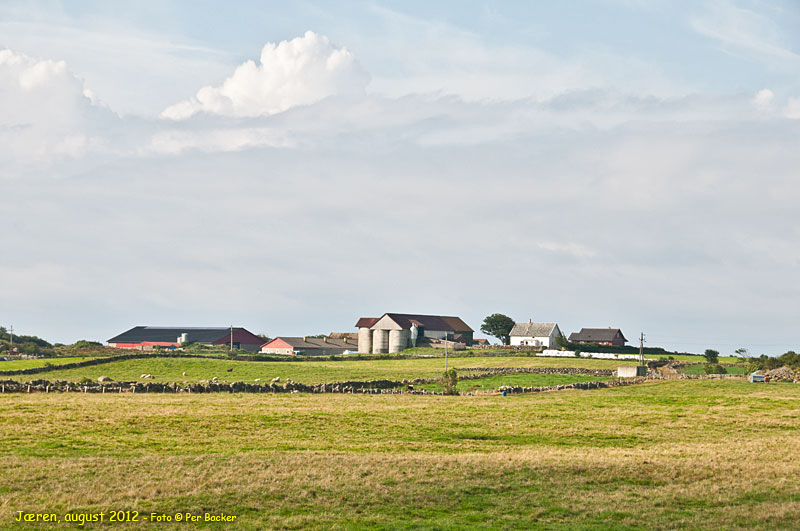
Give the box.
[107,326,265,352]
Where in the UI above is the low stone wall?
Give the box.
[455,367,615,378]
[491,377,648,395]
[0,378,407,395]
[0,372,744,396]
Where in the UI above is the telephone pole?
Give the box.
[8,325,13,348]
[444,335,448,372]
[230,325,234,354]
[639,332,645,366]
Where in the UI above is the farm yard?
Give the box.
[0,352,798,529]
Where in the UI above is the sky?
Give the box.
[1,0,799,355]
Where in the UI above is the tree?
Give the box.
[735,347,750,364]
[480,314,515,345]
[704,349,720,364]
[556,334,569,349]
[441,369,459,395]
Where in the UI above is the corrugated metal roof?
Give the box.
[355,317,379,328]
[375,313,473,332]
[267,336,357,350]
[108,326,263,345]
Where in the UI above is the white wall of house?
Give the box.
[510,335,553,347]
[260,346,294,355]
[510,324,562,348]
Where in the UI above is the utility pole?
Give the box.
[639,332,645,366]
[230,325,234,354]
[444,334,448,372]
[9,325,13,348]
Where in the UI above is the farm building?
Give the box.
[107,326,265,352]
[509,321,564,348]
[356,313,474,354]
[260,336,358,356]
[568,328,627,347]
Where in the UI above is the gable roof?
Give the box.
[510,322,558,337]
[355,317,379,328]
[264,336,357,350]
[373,313,473,332]
[568,328,627,343]
[108,326,263,345]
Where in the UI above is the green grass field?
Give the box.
[15,355,632,385]
[682,364,750,375]
[419,373,613,392]
[1,379,798,529]
[0,356,99,371]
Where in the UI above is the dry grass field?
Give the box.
[1,379,799,529]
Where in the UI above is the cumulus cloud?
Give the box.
[785,97,800,119]
[161,31,369,120]
[0,49,117,175]
[753,88,774,111]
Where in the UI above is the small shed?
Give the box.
[748,371,766,383]
[617,366,646,378]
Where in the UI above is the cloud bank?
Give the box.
[3,28,800,356]
[162,31,369,120]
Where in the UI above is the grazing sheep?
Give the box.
[254,378,261,382]
[182,371,187,377]
[211,376,219,383]
[227,367,233,372]
[271,377,281,383]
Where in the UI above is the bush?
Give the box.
[704,363,726,375]
[441,369,459,395]
[72,340,102,349]
[704,349,720,364]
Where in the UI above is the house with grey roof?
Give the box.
[509,321,563,348]
[260,336,358,356]
[568,328,627,347]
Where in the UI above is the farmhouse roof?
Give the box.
[107,326,263,345]
[568,328,627,343]
[355,317,379,328]
[510,322,558,337]
[265,336,357,350]
[375,313,473,332]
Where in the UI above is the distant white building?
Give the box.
[509,321,563,348]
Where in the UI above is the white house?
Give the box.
[509,321,563,348]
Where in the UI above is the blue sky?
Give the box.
[1,1,799,354]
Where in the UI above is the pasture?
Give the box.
[0,356,99,371]
[1,378,799,529]
[14,355,634,384]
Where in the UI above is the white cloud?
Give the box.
[753,88,774,111]
[162,31,369,120]
[690,1,800,68]
[785,97,800,119]
[0,49,118,177]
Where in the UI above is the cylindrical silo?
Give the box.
[358,327,373,354]
[389,329,410,353]
[373,329,389,354]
